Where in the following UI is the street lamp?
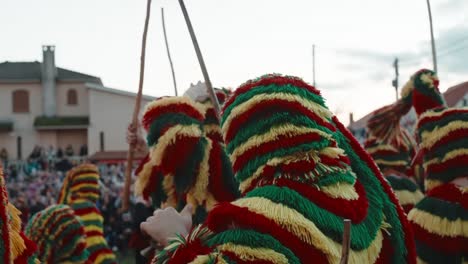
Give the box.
[426,0,438,72]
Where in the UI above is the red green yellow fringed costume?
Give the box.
[58,164,117,264]
[0,166,38,264]
[366,108,424,213]
[371,69,468,263]
[25,204,89,263]
[197,88,232,142]
[135,96,239,224]
[399,69,467,263]
[153,74,416,264]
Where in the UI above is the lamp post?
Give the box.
[426,0,438,72]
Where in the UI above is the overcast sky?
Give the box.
[1,0,467,124]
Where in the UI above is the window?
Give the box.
[67,89,78,105]
[12,90,30,113]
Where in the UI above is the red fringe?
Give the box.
[224,99,335,143]
[142,103,204,131]
[135,154,151,177]
[142,166,162,201]
[412,222,468,253]
[206,132,224,142]
[206,203,329,263]
[402,204,414,213]
[427,184,468,209]
[160,136,200,176]
[87,247,115,263]
[413,89,445,116]
[74,207,100,217]
[425,154,468,174]
[333,116,417,264]
[168,238,212,264]
[232,132,322,172]
[208,141,236,202]
[374,233,393,264]
[223,75,320,113]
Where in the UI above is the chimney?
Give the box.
[41,45,57,117]
[349,112,354,124]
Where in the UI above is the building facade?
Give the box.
[0,46,154,160]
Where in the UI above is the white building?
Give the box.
[0,46,154,161]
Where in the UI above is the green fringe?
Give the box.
[385,176,418,192]
[416,239,465,264]
[146,113,201,147]
[333,124,407,264]
[207,229,300,264]
[425,137,468,161]
[226,113,334,154]
[246,185,382,250]
[418,112,468,139]
[414,196,468,221]
[222,83,327,127]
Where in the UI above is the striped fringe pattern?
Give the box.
[199,88,232,142]
[70,199,117,264]
[0,166,38,264]
[136,96,238,224]
[408,184,468,263]
[57,163,101,204]
[156,74,415,263]
[385,175,424,213]
[58,164,117,264]
[415,107,468,190]
[25,204,88,264]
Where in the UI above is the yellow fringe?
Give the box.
[134,159,156,196]
[95,253,117,263]
[420,120,468,150]
[365,144,398,155]
[189,254,213,264]
[321,183,359,200]
[8,203,27,261]
[372,159,408,167]
[394,190,424,206]
[222,92,333,136]
[150,124,203,166]
[417,257,428,264]
[187,139,212,206]
[420,72,438,89]
[80,212,104,222]
[424,179,444,191]
[232,197,383,263]
[143,96,205,117]
[423,148,468,171]
[230,124,332,162]
[217,243,288,264]
[408,208,468,237]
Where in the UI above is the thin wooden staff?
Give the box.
[121,0,152,212]
[161,7,178,96]
[178,0,221,118]
[340,219,352,264]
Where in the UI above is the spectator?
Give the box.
[65,145,74,157]
[0,148,8,168]
[56,148,64,159]
[79,144,88,156]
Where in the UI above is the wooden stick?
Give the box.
[121,0,152,212]
[178,0,221,118]
[161,7,178,96]
[340,219,351,264]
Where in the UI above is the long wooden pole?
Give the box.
[340,219,351,264]
[178,0,221,118]
[122,0,152,212]
[161,7,178,96]
[426,0,438,72]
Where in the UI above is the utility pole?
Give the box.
[426,0,438,72]
[312,44,316,87]
[392,58,399,101]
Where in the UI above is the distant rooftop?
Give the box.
[0,61,102,84]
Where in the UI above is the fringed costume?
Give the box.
[25,204,89,263]
[58,164,117,264]
[153,74,416,264]
[366,103,424,213]
[0,166,38,264]
[134,96,239,225]
[369,69,468,263]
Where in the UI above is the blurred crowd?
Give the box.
[2,146,139,254]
